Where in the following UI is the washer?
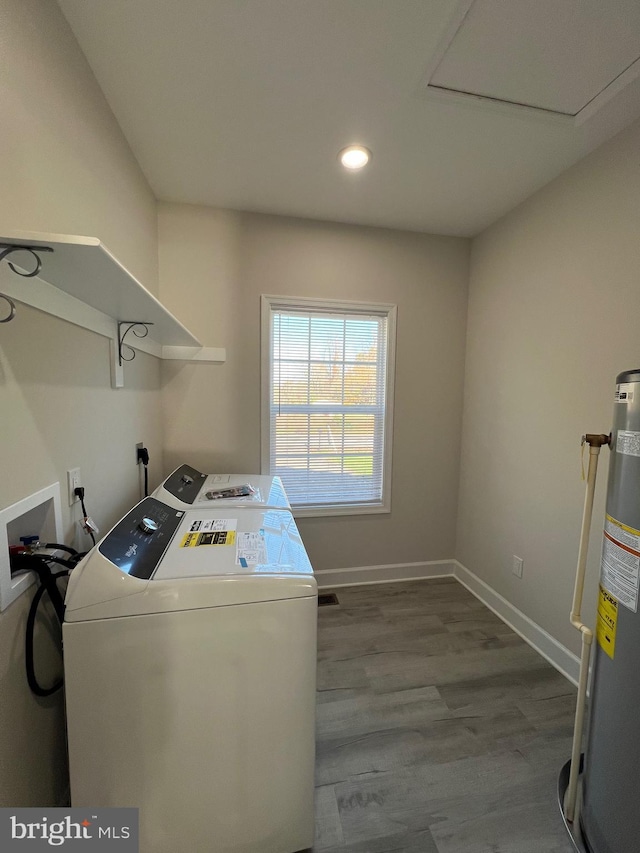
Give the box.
[63,497,317,853]
[153,464,290,511]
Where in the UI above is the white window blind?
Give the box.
[262,297,395,514]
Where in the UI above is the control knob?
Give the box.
[139,517,159,535]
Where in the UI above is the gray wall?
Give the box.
[457,116,640,654]
[159,204,470,571]
[6,0,640,811]
[0,0,162,806]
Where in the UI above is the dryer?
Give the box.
[63,497,316,853]
[153,463,290,511]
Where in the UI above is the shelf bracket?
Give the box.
[117,321,154,366]
[0,244,54,323]
[0,293,16,323]
[0,243,53,278]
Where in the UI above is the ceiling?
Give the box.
[57,0,640,237]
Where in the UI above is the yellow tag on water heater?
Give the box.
[597,585,618,660]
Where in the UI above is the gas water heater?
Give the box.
[565,369,640,853]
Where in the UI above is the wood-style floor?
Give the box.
[313,578,576,853]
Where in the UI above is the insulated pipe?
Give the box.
[565,433,610,823]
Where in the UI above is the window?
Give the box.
[261,295,396,516]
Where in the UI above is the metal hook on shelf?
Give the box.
[118,321,154,365]
[0,244,53,278]
[0,293,16,323]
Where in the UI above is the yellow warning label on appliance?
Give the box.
[180,531,236,547]
[597,585,618,660]
[606,514,640,539]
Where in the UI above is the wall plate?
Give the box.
[0,483,63,611]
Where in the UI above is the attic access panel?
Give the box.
[423,0,640,122]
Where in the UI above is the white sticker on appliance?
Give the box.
[188,518,237,533]
[615,383,635,403]
[601,515,640,612]
[616,431,640,457]
[236,531,267,566]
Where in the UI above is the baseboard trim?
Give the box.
[315,560,455,589]
[453,561,580,686]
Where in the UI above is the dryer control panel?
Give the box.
[162,464,206,504]
[98,497,184,579]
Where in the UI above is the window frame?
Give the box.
[260,294,397,518]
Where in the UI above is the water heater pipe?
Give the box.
[565,433,610,823]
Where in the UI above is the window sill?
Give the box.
[292,503,391,519]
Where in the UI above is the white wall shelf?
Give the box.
[0,230,226,387]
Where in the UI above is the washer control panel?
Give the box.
[98,497,184,579]
[162,464,206,504]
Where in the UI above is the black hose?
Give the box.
[10,552,73,696]
[40,542,78,556]
[11,553,70,620]
[26,584,62,696]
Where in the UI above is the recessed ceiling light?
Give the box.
[338,145,371,170]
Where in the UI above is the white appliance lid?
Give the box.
[153,507,312,581]
[196,473,290,507]
[64,502,316,621]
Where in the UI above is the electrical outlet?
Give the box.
[67,468,82,506]
[136,442,144,464]
[512,555,524,579]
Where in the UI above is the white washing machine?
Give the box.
[63,497,317,853]
[153,464,290,511]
